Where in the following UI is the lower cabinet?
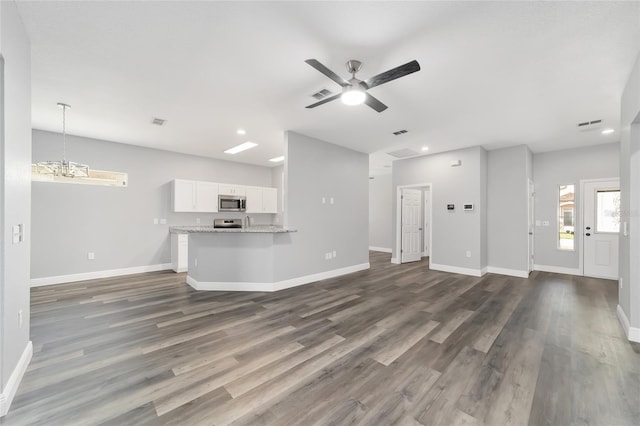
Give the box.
[171,233,188,272]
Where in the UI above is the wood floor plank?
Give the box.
[3,253,639,426]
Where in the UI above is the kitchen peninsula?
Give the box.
[170,225,298,292]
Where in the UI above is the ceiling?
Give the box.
[16,1,640,175]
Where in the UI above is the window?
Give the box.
[558,184,575,250]
[596,190,620,233]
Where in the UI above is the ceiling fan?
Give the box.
[305,58,420,112]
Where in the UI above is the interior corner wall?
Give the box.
[369,173,393,251]
[533,143,620,271]
[274,131,369,281]
[487,145,529,273]
[1,0,32,408]
[392,146,486,274]
[620,49,640,333]
[31,130,274,280]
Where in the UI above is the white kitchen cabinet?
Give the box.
[173,179,197,212]
[173,180,219,212]
[245,186,263,213]
[195,181,218,212]
[262,188,278,213]
[218,184,246,196]
[171,233,188,272]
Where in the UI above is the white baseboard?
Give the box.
[0,341,32,417]
[429,262,484,277]
[533,264,581,276]
[390,257,400,264]
[617,304,640,343]
[369,246,392,253]
[187,263,371,292]
[31,263,173,287]
[486,266,530,278]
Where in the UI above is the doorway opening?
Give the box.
[395,183,432,265]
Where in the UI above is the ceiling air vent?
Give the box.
[152,118,166,126]
[311,88,333,100]
[387,148,419,158]
[577,119,602,132]
[393,129,408,135]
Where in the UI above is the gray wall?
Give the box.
[1,0,32,397]
[31,129,275,279]
[273,131,369,281]
[620,50,640,329]
[532,143,620,270]
[369,173,393,250]
[392,146,487,273]
[487,145,530,272]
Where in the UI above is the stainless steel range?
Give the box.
[213,219,243,229]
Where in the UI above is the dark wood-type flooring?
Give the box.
[2,252,639,425]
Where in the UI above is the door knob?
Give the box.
[586,226,591,230]
[586,233,591,236]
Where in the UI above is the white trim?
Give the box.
[533,264,581,276]
[390,257,400,264]
[187,263,370,292]
[617,305,640,343]
[430,262,484,277]
[30,263,173,287]
[368,246,392,253]
[486,266,530,278]
[0,341,32,417]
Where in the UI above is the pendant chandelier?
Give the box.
[31,103,128,187]
[34,103,90,178]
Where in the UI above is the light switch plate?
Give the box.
[12,224,22,244]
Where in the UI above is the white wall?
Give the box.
[487,145,530,274]
[273,131,369,281]
[532,143,620,271]
[1,0,32,415]
[31,130,275,281]
[619,50,640,338]
[368,173,393,251]
[392,146,487,275]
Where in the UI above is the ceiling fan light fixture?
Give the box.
[341,87,366,106]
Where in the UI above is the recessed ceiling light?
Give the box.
[236,129,246,135]
[224,142,257,155]
[421,146,429,151]
[601,128,615,135]
[269,156,284,162]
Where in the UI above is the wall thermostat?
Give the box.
[447,204,455,211]
[463,204,474,211]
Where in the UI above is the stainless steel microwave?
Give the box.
[219,195,246,212]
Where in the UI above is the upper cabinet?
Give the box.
[218,184,246,196]
[173,179,276,213]
[173,179,219,212]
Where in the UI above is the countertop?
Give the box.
[170,225,297,234]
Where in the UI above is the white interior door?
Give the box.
[583,179,620,279]
[401,189,422,263]
[528,180,535,273]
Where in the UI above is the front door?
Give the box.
[583,179,620,279]
[401,189,422,263]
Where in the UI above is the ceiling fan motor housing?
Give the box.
[346,60,362,75]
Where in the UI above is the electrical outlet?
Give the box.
[88,252,95,260]
[18,309,23,327]
[153,218,159,225]
[542,220,550,226]
[160,218,167,225]
[333,250,337,258]
[330,197,334,205]
[196,217,201,224]
[325,252,330,260]
[465,250,471,258]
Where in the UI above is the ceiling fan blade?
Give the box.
[305,93,342,109]
[305,59,349,87]
[362,60,420,90]
[364,93,388,112]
